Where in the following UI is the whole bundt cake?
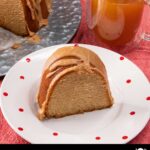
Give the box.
[37,46,114,120]
[0,0,51,36]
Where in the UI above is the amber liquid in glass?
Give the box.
[90,0,144,46]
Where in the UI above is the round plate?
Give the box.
[0,0,81,77]
[0,44,150,144]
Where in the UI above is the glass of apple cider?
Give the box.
[87,0,144,48]
[140,0,150,43]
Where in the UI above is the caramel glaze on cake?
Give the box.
[0,0,51,36]
[37,46,114,120]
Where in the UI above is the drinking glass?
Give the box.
[86,0,145,51]
[141,0,150,42]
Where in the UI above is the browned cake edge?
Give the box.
[22,0,51,36]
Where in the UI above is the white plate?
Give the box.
[0,44,150,144]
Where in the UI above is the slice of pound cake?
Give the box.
[37,46,114,120]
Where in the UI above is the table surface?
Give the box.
[0,0,150,144]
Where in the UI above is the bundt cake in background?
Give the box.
[0,0,51,36]
[37,46,114,120]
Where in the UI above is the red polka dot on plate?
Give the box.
[120,56,124,60]
[53,132,58,136]
[74,43,79,47]
[20,76,25,80]
[146,97,150,101]
[126,79,132,84]
[18,127,24,131]
[26,58,31,63]
[130,111,135,115]
[19,108,24,112]
[122,136,128,140]
[95,136,101,140]
[3,92,8,97]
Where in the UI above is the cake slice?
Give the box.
[0,0,51,36]
[37,46,114,120]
